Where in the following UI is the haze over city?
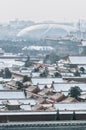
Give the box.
[0,0,86,23]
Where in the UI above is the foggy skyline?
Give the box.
[0,0,86,23]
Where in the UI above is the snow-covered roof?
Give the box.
[54,103,86,111]
[0,84,4,90]
[32,78,64,85]
[69,56,86,64]
[81,40,86,46]
[0,59,24,68]
[19,99,36,106]
[54,83,86,92]
[8,100,19,105]
[20,105,31,111]
[31,72,40,77]
[79,93,86,99]
[0,91,25,99]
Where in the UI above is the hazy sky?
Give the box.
[0,0,86,23]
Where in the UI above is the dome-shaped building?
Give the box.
[17,24,75,40]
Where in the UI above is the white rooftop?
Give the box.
[0,91,25,99]
[0,59,24,68]
[20,105,31,111]
[81,40,86,46]
[32,78,64,85]
[19,99,36,106]
[0,84,4,90]
[54,103,86,111]
[54,83,86,92]
[69,56,86,64]
[8,100,19,105]
[31,72,40,77]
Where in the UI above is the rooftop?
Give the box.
[68,56,86,65]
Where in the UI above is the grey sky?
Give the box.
[0,0,86,23]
